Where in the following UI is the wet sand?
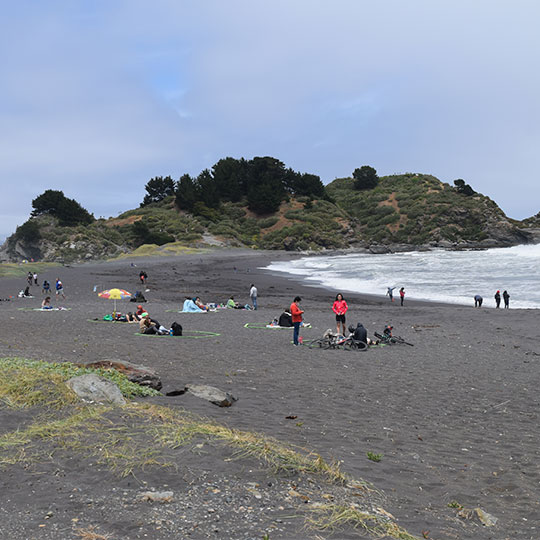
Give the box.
[0,248,539,539]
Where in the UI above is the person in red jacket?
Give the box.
[332,293,348,336]
[290,296,304,346]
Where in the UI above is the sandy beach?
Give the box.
[1,248,539,539]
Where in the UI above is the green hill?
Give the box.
[326,173,530,247]
[2,165,539,263]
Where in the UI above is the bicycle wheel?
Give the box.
[307,339,324,349]
[342,340,357,351]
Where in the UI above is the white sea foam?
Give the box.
[265,245,540,309]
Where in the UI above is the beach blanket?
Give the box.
[134,330,220,339]
[18,307,71,312]
[244,322,312,329]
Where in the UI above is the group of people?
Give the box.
[20,275,65,300]
[386,286,406,306]
[474,290,510,308]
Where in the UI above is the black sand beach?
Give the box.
[1,249,539,539]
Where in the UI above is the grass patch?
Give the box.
[0,262,60,279]
[110,243,206,259]
[367,451,383,462]
[0,358,159,406]
[0,365,420,539]
[308,504,422,539]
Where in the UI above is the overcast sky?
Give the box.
[1,0,539,238]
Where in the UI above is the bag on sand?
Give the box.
[171,322,183,336]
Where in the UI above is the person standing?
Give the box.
[139,270,148,285]
[33,272,38,285]
[386,287,396,302]
[503,290,510,309]
[290,296,304,346]
[249,284,258,310]
[494,290,501,308]
[55,278,66,300]
[332,293,348,335]
[42,280,50,294]
[399,287,405,306]
[474,294,483,308]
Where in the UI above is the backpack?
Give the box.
[171,322,183,336]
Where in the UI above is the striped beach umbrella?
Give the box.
[98,288,132,314]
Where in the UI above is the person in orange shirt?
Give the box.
[290,296,304,346]
[332,293,348,336]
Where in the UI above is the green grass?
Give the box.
[0,358,159,405]
[0,262,60,278]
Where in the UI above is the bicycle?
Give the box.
[373,332,414,346]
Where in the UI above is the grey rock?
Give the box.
[139,490,174,503]
[66,374,126,405]
[186,384,238,407]
[78,359,162,390]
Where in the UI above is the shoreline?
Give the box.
[0,247,539,538]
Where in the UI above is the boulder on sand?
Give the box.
[185,384,237,407]
[77,359,162,390]
[66,374,126,405]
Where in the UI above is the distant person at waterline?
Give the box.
[399,287,405,306]
[503,290,510,309]
[386,287,396,302]
[474,294,483,308]
[494,290,501,308]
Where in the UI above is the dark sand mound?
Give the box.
[0,249,539,539]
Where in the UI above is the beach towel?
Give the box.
[182,299,204,313]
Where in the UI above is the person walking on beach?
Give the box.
[399,287,405,306]
[474,294,483,308]
[55,278,66,300]
[33,272,38,285]
[249,284,258,310]
[386,287,396,302]
[494,290,501,308]
[139,270,148,285]
[503,290,510,309]
[290,296,304,346]
[332,293,348,336]
[27,272,33,286]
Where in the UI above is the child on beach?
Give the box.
[290,296,304,346]
[55,279,65,299]
[387,287,396,302]
[332,293,348,336]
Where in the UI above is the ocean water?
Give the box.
[265,244,540,309]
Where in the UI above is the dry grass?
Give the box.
[0,262,60,279]
[74,525,113,539]
[308,504,422,539]
[0,367,419,539]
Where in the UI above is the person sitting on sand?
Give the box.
[139,312,158,334]
[227,296,241,309]
[183,297,203,313]
[348,323,376,345]
[278,308,293,327]
[23,286,31,297]
[194,297,208,311]
[41,296,53,310]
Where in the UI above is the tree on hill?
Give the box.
[174,155,329,216]
[31,190,94,226]
[454,179,476,196]
[141,176,175,206]
[353,166,379,190]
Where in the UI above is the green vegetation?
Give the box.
[327,173,516,245]
[0,358,158,406]
[366,451,383,462]
[3,157,531,262]
[31,189,94,226]
[0,358,421,539]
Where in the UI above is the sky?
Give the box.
[1,0,540,238]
